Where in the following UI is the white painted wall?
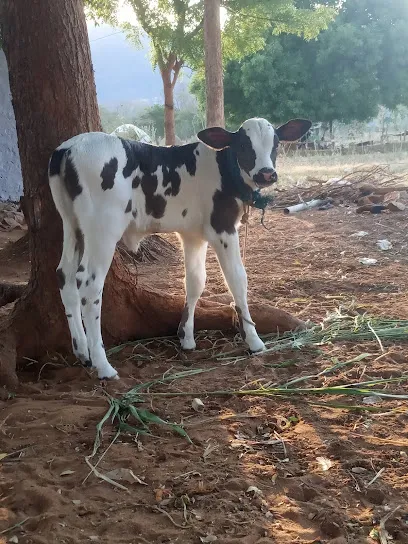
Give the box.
[0,50,23,202]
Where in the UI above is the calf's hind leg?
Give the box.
[57,223,90,366]
[77,235,119,380]
[178,235,208,350]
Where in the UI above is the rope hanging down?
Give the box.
[250,189,275,228]
[241,190,275,265]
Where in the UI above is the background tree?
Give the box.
[88,0,204,144]
[204,0,408,131]
[204,0,224,127]
[0,0,301,386]
[191,0,336,126]
[87,0,335,143]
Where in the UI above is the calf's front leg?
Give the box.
[210,230,265,353]
[178,235,208,350]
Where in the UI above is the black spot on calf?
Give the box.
[81,297,87,306]
[162,167,181,197]
[94,299,100,305]
[56,268,65,290]
[75,228,85,265]
[177,305,189,340]
[182,208,188,217]
[49,148,68,177]
[132,210,137,219]
[101,157,118,191]
[120,138,141,178]
[234,128,256,176]
[91,273,96,281]
[64,153,82,201]
[211,190,239,235]
[141,173,167,219]
[209,148,252,234]
[125,199,132,213]
[73,338,78,351]
[146,194,166,218]
[77,264,85,272]
[76,278,82,289]
[132,175,141,188]
[66,313,72,318]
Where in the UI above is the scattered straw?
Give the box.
[0,517,30,535]
[91,309,408,458]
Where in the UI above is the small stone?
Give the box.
[363,395,380,405]
[246,485,263,497]
[9,537,19,544]
[377,239,392,251]
[192,398,205,412]
[351,467,367,474]
[388,201,406,211]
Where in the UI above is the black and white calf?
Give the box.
[49,117,311,379]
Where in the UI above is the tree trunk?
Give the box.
[0,0,103,387]
[204,0,225,127]
[0,0,304,388]
[162,69,176,145]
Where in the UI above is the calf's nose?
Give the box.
[259,168,277,183]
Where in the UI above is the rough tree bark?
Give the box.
[204,0,225,127]
[0,0,304,388]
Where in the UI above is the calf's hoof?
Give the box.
[180,337,196,351]
[248,338,266,354]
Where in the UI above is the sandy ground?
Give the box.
[0,205,408,544]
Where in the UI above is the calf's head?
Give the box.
[197,118,311,188]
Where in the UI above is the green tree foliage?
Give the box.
[136,103,203,141]
[201,0,408,128]
[86,0,335,142]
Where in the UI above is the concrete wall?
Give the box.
[0,50,23,202]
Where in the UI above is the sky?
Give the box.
[88,22,164,106]
[88,0,227,107]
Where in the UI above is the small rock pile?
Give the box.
[356,184,407,214]
[0,202,26,232]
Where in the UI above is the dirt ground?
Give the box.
[0,205,408,544]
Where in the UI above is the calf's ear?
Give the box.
[275,119,312,142]
[197,127,234,150]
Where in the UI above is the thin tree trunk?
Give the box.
[0,0,304,387]
[162,68,176,145]
[204,0,225,127]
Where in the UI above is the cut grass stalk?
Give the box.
[279,353,371,388]
[140,383,408,400]
[91,310,408,460]
[89,369,214,459]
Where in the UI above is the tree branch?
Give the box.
[171,58,183,88]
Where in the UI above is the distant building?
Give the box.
[0,50,22,202]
